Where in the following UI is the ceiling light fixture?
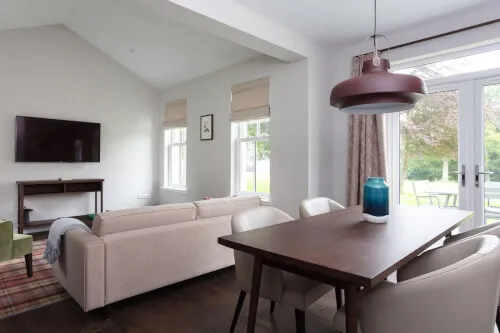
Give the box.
[330,0,427,114]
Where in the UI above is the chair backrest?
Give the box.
[486,182,500,199]
[0,220,13,261]
[392,235,500,333]
[231,207,293,301]
[411,180,430,206]
[299,197,344,218]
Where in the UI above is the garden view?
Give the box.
[399,61,500,224]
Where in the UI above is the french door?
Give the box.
[390,71,500,231]
[474,77,500,228]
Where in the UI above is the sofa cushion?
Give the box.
[101,216,234,304]
[92,203,196,237]
[194,196,261,219]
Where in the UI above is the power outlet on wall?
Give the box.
[138,193,150,200]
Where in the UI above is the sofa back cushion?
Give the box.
[194,196,261,219]
[92,203,196,237]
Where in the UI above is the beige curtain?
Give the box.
[163,98,187,128]
[347,53,387,206]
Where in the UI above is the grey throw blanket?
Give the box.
[44,217,91,264]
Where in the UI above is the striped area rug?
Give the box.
[0,240,69,319]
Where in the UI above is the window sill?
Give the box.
[160,187,188,194]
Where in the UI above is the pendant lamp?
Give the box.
[330,0,427,114]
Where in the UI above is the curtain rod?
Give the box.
[379,18,500,53]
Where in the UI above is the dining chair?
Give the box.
[229,207,332,333]
[486,182,500,208]
[299,197,344,218]
[411,180,440,207]
[444,221,500,327]
[0,220,33,277]
[299,197,344,309]
[332,235,500,333]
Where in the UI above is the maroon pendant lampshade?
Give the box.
[330,58,427,114]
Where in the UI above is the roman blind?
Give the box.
[163,98,187,128]
[230,77,270,122]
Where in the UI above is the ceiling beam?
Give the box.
[126,0,314,62]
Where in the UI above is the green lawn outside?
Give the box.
[245,172,270,194]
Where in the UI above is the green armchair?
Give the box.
[0,220,33,277]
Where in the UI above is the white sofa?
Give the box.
[52,196,261,311]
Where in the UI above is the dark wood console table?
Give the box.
[17,178,104,234]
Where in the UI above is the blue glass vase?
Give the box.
[363,177,389,223]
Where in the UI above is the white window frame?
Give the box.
[232,118,271,201]
[386,44,500,231]
[164,127,187,192]
[387,44,500,205]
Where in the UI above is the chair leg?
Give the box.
[335,288,343,308]
[25,253,33,278]
[229,290,246,333]
[270,301,276,313]
[295,309,305,333]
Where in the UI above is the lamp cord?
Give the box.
[372,0,380,65]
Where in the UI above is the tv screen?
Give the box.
[15,116,101,162]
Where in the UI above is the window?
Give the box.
[233,118,270,199]
[164,127,187,190]
[396,48,500,80]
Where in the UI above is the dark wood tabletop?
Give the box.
[218,205,473,288]
[218,205,473,333]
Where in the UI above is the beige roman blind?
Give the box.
[163,98,187,128]
[230,77,270,122]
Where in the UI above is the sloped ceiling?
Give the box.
[0,0,259,89]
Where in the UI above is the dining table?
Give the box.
[218,205,473,333]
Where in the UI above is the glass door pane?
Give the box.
[478,81,500,225]
[399,89,460,208]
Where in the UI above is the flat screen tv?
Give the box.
[15,116,101,162]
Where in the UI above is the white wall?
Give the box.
[159,56,309,217]
[307,47,335,199]
[0,25,160,231]
[327,2,500,206]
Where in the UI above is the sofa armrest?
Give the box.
[52,229,105,312]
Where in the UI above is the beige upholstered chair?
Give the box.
[230,207,332,333]
[333,235,500,333]
[444,221,500,326]
[299,197,345,309]
[299,197,344,218]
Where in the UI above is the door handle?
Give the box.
[475,164,494,187]
[449,165,466,187]
[452,164,466,187]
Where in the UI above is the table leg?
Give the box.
[345,285,359,333]
[247,256,263,333]
[452,194,457,207]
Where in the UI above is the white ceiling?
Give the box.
[0,0,259,89]
[230,0,494,44]
[0,0,80,30]
[63,0,259,89]
[0,0,496,88]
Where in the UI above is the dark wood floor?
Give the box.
[0,267,337,333]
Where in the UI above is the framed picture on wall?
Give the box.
[200,114,213,141]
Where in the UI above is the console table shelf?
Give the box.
[17,178,104,234]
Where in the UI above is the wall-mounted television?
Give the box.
[15,116,101,163]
